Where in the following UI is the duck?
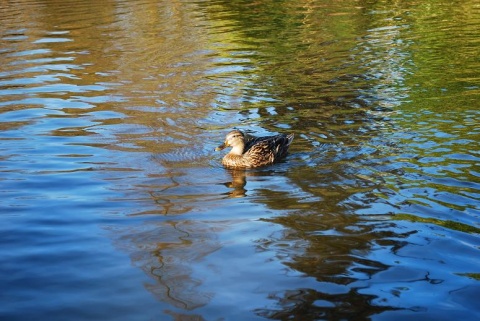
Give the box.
[215,129,294,168]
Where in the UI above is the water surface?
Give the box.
[1,0,479,320]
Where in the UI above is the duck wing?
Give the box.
[243,134,294,167]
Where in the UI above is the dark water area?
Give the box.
[1,0,479,320]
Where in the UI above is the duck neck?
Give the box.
[229,143,245,156]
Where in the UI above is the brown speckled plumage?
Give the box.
[215,130,294,168]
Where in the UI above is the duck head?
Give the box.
[215,130,245,154]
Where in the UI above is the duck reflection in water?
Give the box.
[215,130,294,169]
[223,169,248,198]
[223,168,292,198]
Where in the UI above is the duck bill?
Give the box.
[215,142,227,151]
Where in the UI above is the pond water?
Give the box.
[1,0,479,320]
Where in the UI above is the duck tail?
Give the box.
[286,133,294,146]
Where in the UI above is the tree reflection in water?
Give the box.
[118,219,220,310]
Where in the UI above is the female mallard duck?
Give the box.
[215,130,294,168]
